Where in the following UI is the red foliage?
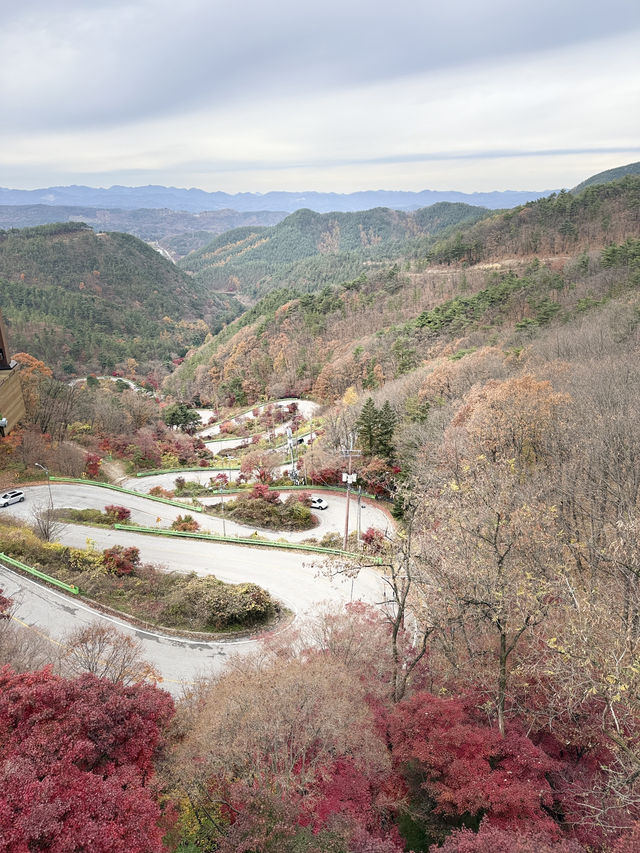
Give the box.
[249,483,280,503]
[104,505,131,523]
[361,527,385,553]
[433,825,586,852]
[84,452,101,478]
[389,692,559,837]
[612,822,640,852]
[302,756,405,848]
[310,466,342,486]
[0,667,173,853]
[102,546,141,576]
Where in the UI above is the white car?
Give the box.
[310,496,328,510]
[0,490,25,507]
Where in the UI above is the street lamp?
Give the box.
[34,462,52,505]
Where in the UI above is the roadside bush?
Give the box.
[158,574,276,631]
[63,508,107,525]
[216,492,314,531]
[361,526,385,553]
[149,486,174,498]
[171,514,200,532]
[104,505,131,523]
[103,545,141,576]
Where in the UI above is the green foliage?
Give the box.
[158,574,276,631]
[413,270,526,334]
[178,204,489,300]
[215,493,313,531]
[0,223,242,375]
[163,403,201,430]
[356,398,397,460]
[572,159,640,193]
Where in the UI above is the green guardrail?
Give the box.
[49,477,204,513]
[135,465,240,477]
[113,524,378,561]
[0,552,79,594]
[200,484,380,500]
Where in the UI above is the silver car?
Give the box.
[0,490,25,507]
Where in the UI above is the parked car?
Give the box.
[310,496,329,510]
[0,490,24,507]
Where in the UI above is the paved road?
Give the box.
[1,486,387,693]
[197,398,320,438]
[10,482,391,547]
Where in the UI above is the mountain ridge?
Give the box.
[0,184,554,213]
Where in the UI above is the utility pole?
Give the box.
[341,435,360,551]
[356,486,363,542]
[35,463,52,506]
[219,484,226,538]
[286,426,299,484]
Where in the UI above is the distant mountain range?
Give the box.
[0,185,553,214]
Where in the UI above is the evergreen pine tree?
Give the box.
[356,397,379,456]
[377,400,396,460]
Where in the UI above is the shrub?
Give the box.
[249,484,280,504]
[171,514,200,532]
[158,574,276,631]
[64,508,107,525]
[361,527,385,553]
[161,452,180,469]
[149,486,174,498]
[103,546,140,576]
[104,505,131,523]
[84,453,101,478]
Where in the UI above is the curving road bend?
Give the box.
[1,485,386,693]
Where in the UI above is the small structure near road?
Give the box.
[0,309,26,434]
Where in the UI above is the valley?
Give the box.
[2,163,640,853]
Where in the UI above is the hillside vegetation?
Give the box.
[0,222,242,376]
[572,159,640,193]
[166,176,640,405]
[0,206,287,258]
[178,202,489,299]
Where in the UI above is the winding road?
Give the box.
[1,483,387,694]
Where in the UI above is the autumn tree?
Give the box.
[416,458,568,735]
[0,667,174,853]
[59,623,161,685]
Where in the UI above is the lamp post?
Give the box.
[34,462,52,505]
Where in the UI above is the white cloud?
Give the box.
[0,3,638,191]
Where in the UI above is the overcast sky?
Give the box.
[1,0,639,193]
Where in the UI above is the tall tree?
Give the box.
[356,397,379,456]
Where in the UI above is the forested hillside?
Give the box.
[0,222,242,376]
[423,175,640,266]
[178,202,489,299]
[166,177,640,406]
[573,160,640,193]
[0,206,287,258]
